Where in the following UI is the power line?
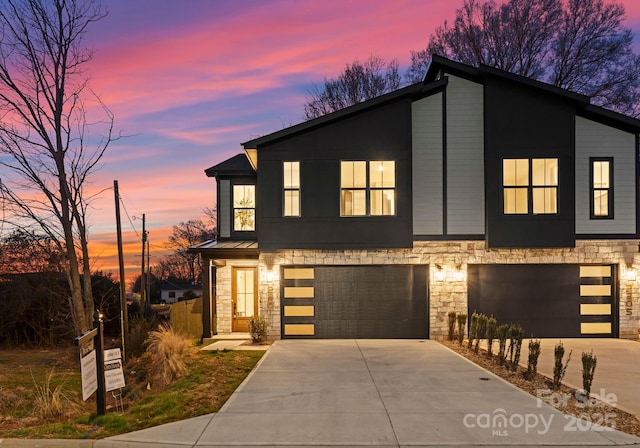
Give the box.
[118,194,141,239]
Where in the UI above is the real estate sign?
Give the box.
[104,348,126,392]
[79,339,98,401]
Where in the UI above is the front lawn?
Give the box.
[0,344,263,439]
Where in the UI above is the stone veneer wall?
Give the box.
[215,260,258,335]
[216,240,640,340]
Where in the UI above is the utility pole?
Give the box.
[146,235,151,309]
[140,213,146,315]
[113,180,128,360]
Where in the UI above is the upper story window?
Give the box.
[233,185,255,231]
[283,161,300,217]
[340,160,395,216]
[503,158,558,215]
[590,158,613,219]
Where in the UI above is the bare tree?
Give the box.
[304,55,401,119]
[407,0,640,116]
[0,0,114,334]
[163,219,216,284]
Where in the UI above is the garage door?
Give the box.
[468,264,617,338]
[281,265,428,338]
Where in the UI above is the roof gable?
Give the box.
[205,153,255,178]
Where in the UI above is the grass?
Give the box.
[0,344,264,439]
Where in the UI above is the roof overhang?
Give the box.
[187,240,259,263]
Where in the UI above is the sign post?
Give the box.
[93,310,106,416]
[75,310,107,416]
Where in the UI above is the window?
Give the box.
[233,185,255,231]
[503,159,529,214]
[283,162,300,217]
[369,161,395,215]
[590,158,613,219]
[340,161,395,216]
[532,158,558,214]
[503,158,558,215]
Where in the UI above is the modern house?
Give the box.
[190,55,640,340]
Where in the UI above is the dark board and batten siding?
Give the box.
[257,98,413,250]
[484,75,576,248]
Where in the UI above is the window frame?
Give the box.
[283,161,301,217]
[232,184,256,232]
[589,157,614,220]
[340,160,396,217]
[502,157,559,216]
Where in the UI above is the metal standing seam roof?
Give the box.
[187,239,258,254]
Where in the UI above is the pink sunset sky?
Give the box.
[79,0,640,284]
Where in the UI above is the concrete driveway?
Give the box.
[96,339,640,447]
[525,338,640,417]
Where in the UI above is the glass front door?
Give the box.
[232,267,257,332]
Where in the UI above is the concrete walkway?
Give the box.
[91,339,640,447]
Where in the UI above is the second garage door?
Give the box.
[281,265,429,338]
[467,264,617,338]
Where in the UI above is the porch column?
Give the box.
[201,257,214,340]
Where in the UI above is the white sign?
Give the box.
[80,349,98,401]
[104,349,125,392]
[104,348,122,363]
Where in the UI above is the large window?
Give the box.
[283,162,300,217]
[340,161,395,216]
[503,158,558,215]
[591,158,613,219]
[233,185,255,231]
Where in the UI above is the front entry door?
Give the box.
[232,267,258,332]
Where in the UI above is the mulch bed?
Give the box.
[441,340,640,437]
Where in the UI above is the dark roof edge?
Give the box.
[578,105,640,133]
[205,153,255,178]
[478,63,590,104]
[242,82,424,149]
[425,54,590,105]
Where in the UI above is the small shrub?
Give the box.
[456,313,467,345]
[248,316,267,343]
[553,341,572,390]
[144,324,189,389]
[496,324,509,366]
[527,338,541,380]
[468,312,479,349]
[32,369,78,420]
[474,314,488,353]
[582,350,597,398]
[485,316,497,357]
[509,325,524,371]
[447,311,457,341]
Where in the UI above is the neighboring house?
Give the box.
[190,55,640,340]
[159,280,202,304]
